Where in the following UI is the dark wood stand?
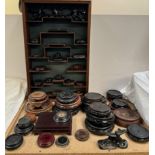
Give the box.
[21,0,91,97]
[33,112,72,135]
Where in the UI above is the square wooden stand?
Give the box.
[33,112,72,135]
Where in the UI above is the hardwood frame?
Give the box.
[21,0,91,96]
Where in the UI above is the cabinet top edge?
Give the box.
[21,0,91,3]
[19,0,91,13]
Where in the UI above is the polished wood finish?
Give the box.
[33,112,72,135]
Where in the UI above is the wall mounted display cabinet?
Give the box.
[21,0,91,98]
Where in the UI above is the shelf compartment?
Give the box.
[29,70,51,73]
[45,46,71,59]
[43,83,53,86]
[71,20,88,23]
[45,45,71,48]
[63,84,86,89]
[73,44,87,47]
[27,20,43,23]
[53,80,65,83]
[27,17,88,23]
[27,43,41,46]
[31,83,86,88]
[68,57,86,61]
[27,17,71,23]
[48,59,68,63]
[31,84,53,88]
[31,86,44,88]
[66,70,86,73]
[74,85,86,89]
[40,32,75,46]
[29,57,48,59]
[28,45,44,58]
[41,32,75,35]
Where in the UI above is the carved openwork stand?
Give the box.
[98,128,128,150]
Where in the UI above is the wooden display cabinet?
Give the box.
[21,0,91,97]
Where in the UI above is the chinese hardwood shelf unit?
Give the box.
[21,0,91,97]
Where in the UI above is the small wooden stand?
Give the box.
[33,112,72,135]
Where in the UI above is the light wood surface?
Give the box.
[6,102,149,155]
